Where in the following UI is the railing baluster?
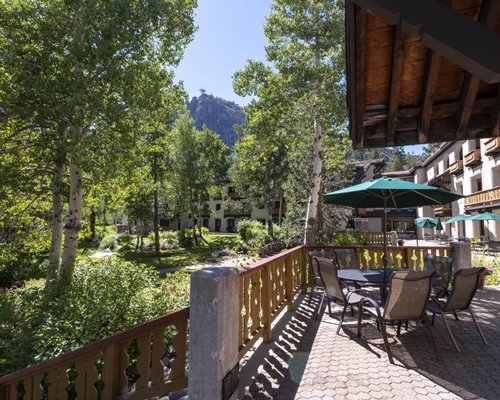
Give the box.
[135,335,151,390]
[285,255,294,311]
[251,272,261,332]
[30,373,43,400]
[85,355,99,400]
[261,265,272,343]
[74,359,86,399]
[150,328,166,386]
[242,276,250,342]
[102,343,120,399]
[47,368,58,400]
[170,319,188,384]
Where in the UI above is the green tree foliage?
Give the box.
[0,260,190,375]
[233,0,347,245]
[169,110,229,242]
[0,0,197,285]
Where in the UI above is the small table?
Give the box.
[337,268,411,286]
[338,268,413,303]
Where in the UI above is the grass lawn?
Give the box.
[113,233,240,271]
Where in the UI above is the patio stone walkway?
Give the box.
[239,287,500,400]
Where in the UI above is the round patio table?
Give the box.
[337,268,412,285]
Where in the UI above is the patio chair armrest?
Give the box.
[432,285,450,299]
[347,288,376,300]
[359,296,384,320]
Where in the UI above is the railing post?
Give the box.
[189,267,240,400]
[102,343,121,399]
[405,247,413,269]
[261,266,272,343]
[451,242,471,272]
[285,254,294,312]
[301,246,308,293]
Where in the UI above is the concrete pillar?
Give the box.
[188,267,240,400]
[451,242,472,273]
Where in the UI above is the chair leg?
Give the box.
[431,313,436,325]
[396,321,402,336]
[441,313,461,352]
[380,321,394,364]
[357,304,363,338]
[469,308,487,345]
[337,303,348,335]
[453,312,459,321]
[315,292,326,320]
[423,314,439,361]
[308,285,315,305]
[327,299,333,317]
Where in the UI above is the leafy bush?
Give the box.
[98,233,119,250]
[473,254,500,287]
[0,259,190,375]
[332,232,358,246]
[237,219,269,248]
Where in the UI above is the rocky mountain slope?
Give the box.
[187,93,245,147]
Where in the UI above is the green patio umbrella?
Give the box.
[444,215,472,224]
[470,212,500,240]
[324,177,463,266]
[415,217,438,228]
[470,212,500,221]
[414,217,438,246]
[436,217,444,231]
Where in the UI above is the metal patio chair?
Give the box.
[307,251,334,305]
[427,267,487,352]
[422,254,455,298]
[314,256,373,333]
[357,270,437,364]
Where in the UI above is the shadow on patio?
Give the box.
[239,288,500,400]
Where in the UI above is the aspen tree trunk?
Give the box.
[59,125,84,285]
[46,156,65,288]
[306,52,323,245]
[153,188,160,255]
[306,109,323,245]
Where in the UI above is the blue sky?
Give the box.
[174,1,426,155]
[174,0,271,106]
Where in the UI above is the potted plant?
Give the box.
[478,268,493,289]
[397,239,405,246]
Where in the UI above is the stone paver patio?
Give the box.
[239,287,500,400]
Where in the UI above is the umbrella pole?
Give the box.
[383,199,388,268]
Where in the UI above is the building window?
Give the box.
[216,203,221,211]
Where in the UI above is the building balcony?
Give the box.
[434,204,452,216]
[449,160,463,175]
[224,209,251,218]
[485,137,500,156]
[464,149,481,167]
[464,186,500,208]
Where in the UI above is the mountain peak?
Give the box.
[187,94,245,147]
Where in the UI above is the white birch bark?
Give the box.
[58,125,83,285]
[45,157,65,288]
[306,114,323,245]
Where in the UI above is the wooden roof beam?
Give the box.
[492,85,500,137]
[455,0,497,140]
[386,25,405,147]
[351,0,500,83]
[347,4,367,148]
[418,51,441,143]
[456,74,481,140]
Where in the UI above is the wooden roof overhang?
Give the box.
[346,0,500,149]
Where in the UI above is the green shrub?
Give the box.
[473,254,500,287]
[98,233,119,250]
[0,259,190,375]
[237,219,269,247]
[332,232,358,246]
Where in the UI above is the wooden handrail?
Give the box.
[0,308,190,399]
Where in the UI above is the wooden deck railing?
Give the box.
[0,244,454,399]
[305,245,453,270]
[0,308,189,400]
[238,246,306,359]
